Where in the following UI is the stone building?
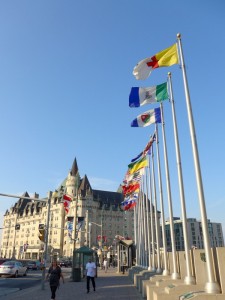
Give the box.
[0,158,134,261]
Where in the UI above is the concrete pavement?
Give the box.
[0,267,142,300]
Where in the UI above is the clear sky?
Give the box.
[0,1,225,240]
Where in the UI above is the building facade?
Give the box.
[0,158,135,261]
[165,217,224,251]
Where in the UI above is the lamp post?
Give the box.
[88,223,91,248]
[89,221,103,266]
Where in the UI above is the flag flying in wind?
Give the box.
[129,82,168,107]
[131,107,161,127]
[133,44,178,80]
[63,194,72,214]
[131,133,156,162]
[128,156,148,174]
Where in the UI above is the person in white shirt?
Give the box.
[103,258,108,273]
[86,257,96,293]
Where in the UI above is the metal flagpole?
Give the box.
[133,205,138,266]
[155,124,169,275]
[142,175,148,268]
[41,191,52,290]
[151,146,161,273]
[177,33,220,293]
[140,187,144,267]
[160,102,180,279]
[148,156,156,272]
[145,167,152,270]
[136,190,140,266]
[168,72,195,284]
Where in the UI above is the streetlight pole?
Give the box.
[41,191,52,290]
[89,221,103,267]
[89,223,91,248]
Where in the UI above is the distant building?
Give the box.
[0,158,137,260]
[164,217,224,251]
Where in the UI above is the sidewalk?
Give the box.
[1,268,143,300]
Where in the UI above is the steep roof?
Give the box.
[70,158,78,176]
[79,174,92,197]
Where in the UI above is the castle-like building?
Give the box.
[0,158,133,261]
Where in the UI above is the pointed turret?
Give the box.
[79,175,92,197]
[70,158,78,176]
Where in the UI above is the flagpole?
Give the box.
[177,33,220,293]
[148,155,156,271]
[151,146,161,273]
[168,72,195,284]
[160,102,180,279]
[137,190,141,266]
[140,188,145,267]
[133,204,138,266]
[145,167,153,271]
[155,124,169,275]
[143,176,148,268]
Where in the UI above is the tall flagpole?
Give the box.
[145,166,152,271]
[137,190,141,266]
[134,205,138,266]
[155,124,169,275]
[168,72,195,285]
[160,102,180,279]
[142,176,148,268]
[148,156,156,271]
[177,33,220,293]
[151,146,161,273]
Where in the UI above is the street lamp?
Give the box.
[89,221,103,267]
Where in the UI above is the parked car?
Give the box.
[59,260,72,268]
[0,258,9,265]
[27,260,41,270]
[0,260,27,277]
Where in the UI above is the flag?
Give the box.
[121,197,137,210]
[128,156,148,174]
[130,133,156,162]
[63,194,72,214]
[129,82,168,107]
[122,183,140,196]
[67,217,73,238]
[125,169,144,182]
[131,107,161,127]
[143,133,156,155]
[77,217,85,231]
[133,44,178,80]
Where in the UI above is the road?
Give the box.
[0,269,42,290]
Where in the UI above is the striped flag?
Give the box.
[129,82,168,107]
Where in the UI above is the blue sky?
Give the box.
[0,1,225,239]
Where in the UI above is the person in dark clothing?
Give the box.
[46,261,64,300]
[86,257,96,293]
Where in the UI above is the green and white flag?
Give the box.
[129,82,168,107]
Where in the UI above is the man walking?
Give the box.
[86,257,96,293]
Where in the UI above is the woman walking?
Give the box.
[46,260,64,300]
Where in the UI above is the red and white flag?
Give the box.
[63,194,72,214]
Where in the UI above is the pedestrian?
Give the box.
[46,260,64,300]
[103,258,108,273]
[86,257,96,293]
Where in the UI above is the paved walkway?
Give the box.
[1,268,142,300]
